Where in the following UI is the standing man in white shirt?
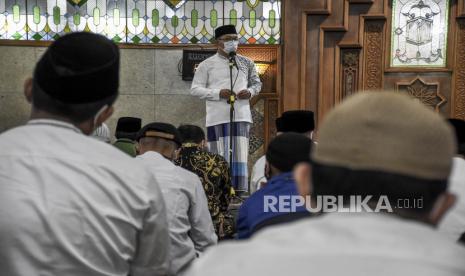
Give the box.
[191,25,262,193]
[136,122,217,275]
[0,32,170,276]
[187,92,465,276]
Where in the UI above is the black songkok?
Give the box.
[266,133,312,172]
[278,110,315,133]
[215,25,237,39]
[448,119,465,145]
[137,122,183,147]
[34,32,120,104]
[116,117,142,140]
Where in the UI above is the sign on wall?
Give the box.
[390,0,450,67]
[182,49,216,81]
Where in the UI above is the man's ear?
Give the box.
[428,192,456,226]
[95,105,114,126]
[24,78,33,104]
[294,163,312,197]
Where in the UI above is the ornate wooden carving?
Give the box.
[396,77,446,112]
[341,49,360,100]
[363,20,384,91]
[453,19,465,119]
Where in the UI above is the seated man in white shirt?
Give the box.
[250,110,314,194]
[0,32,170,276]
[187,92,465,276]
[136,122,217,275]
[439,118,465,243]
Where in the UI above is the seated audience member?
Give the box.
[175,124,234,239]
[91,122,111,143]
[250,110,314,194]
[113,116,141,157]
[136,123,217,275]
[187,92,465,276]
[236,133,312,239]
[0,32,170,276]
[439,119,465,242]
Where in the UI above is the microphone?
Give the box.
[228,52,237,67]
[227,52,237,105]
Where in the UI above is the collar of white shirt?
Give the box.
[27,119,83,134]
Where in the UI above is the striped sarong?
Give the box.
[207,122,250,192]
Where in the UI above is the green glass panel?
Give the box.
[53,6,60,25]
[132,9,139,27]
[73,13,80,26]
[210,9,217,28]
[132,35,141,43]
[151,36,160,43]
[13,4,20,23]
[269,10,275,28]
[93,8,100,26]
[191,9,198,28]
[33,6,40,24]
[249,10,256,28]
[172,15,178,27]
[32,33,43,40]
[230,9,237,26]
[152,9,159,27]
[267,36,276,44]
[53,33,60,40]
[113,8,120,26]
[113,35,122,43]
[12,32,22,40]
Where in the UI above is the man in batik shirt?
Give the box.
[175,125,234,239]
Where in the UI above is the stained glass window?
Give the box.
[390,0,449,67]
[0,0,281,44]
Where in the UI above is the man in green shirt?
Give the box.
[113,117,141,157]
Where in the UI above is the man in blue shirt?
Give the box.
[236,133,312,239]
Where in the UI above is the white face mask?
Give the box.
[223,40,239,54]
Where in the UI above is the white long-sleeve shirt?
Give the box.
[439,157,465,241]
[249,155,266,194]
[0,119,170,276]
[191,53,262,127]
[187,212,465,276]
[137,151,217,275]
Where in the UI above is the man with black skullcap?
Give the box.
[136,122,217,275]
[440,118,465,243]
[191,25,262,193]
[0,33,170,276]
[113,116,142,157]
[250,110,315,194]
[236,133,312,239]
[187,92,465,275]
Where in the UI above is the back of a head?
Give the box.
[448,118,465,156]
[266,133,312,173]
[116,117,142,140]
[178,125,206,144]
[276,110,315,134]
[312,92,456,213]
[137,122,182,151]
[32,32,120,123]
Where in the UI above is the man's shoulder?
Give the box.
[176,165,202,184]
[236,54,254,65]
[199,54,219,66]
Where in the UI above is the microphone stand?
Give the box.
[228,53,236,183]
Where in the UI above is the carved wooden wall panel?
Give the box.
[282,0,465,128]
[452,18,465,119]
